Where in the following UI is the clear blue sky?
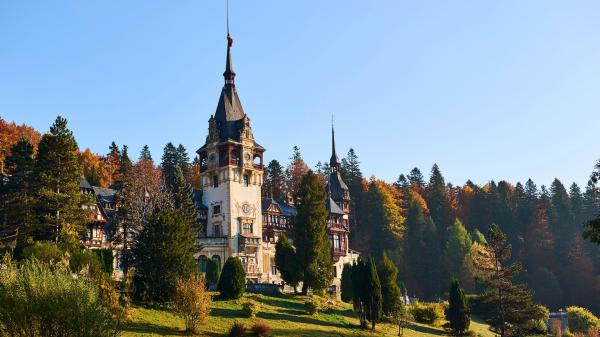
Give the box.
[1,1,599,188]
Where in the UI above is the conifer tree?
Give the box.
[170,166,199,229]
[161,142,179,188]
[264,159,286,198]
[426,164,452,236]
[584,163,600,245]
[444,219,472,281]
[139,144,152,161]
[133,210,196,302]
[377,252,401,317]
[0,138,36,252]
[550,178,573,260]
[176,144,190,176]
[446,279,470,336]
[293,171,332,294]
[104,141,121,187]
[286,146,309,196]
[217,256,246,299]
[32,116,86,245]
[274,234,302,291]
[365,258,383,331]
[340,263,353,303]
[351,257,382,330]
[473,224,544,337]
[363,179,405,257]
[407,167,425,189]
[341,148,364,245]
[206,258,221,288]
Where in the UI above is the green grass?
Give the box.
[122,293,497,337]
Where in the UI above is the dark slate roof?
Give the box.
[214,87,246,141]
[327,171,349,202]
[326,197,345,215]
[276,198,298,217]
[92,186,116,203]
[193,189,208,210]
[78,179,93,189]
[261,197,280,213]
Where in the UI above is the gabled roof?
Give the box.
[78,179,93,190]
[262,197,281,213]
[326,197,345,215]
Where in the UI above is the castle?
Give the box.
[193,33,359,291]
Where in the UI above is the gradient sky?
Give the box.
[1,1,600,188]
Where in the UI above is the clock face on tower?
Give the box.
[244,152,251,161]
[242,203,251,214]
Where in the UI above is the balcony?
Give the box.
[199,237,227,247]
[243,262,260,277]
[239,235,260,253]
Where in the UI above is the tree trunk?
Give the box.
[301,282,308,295]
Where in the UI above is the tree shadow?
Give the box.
[256,311,344,328]
[210,307,244,319]
[269,327,363,337]
[407,322,447,336]
[254,295,306,311]
[123,322,188,336]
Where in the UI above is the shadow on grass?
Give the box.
[210,307,245,319]
[270,327,367,337]
[254,295,306,311]
[123,322,187,336]
[256,311,345,328]
[407,322,446,336]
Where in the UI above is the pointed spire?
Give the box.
[223,33,236,86]
[330,122,341,170]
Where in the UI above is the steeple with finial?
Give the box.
[224,33,235,86]
[330,120,341,171]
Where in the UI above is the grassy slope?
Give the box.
[122,294,496,337]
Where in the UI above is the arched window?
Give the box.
[199,255,208,273]
[212,255,221,268]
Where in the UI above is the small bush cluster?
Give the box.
[304,300,318,315]
[228,322,247,337]
[567,306,600,334]
[172,275,212,334]
[242,301,257,318]
[410,301,446,326]
[250,321,272,337]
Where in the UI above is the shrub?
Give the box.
[228,322,246,337]
[218,256,246,300]
[173,275,212,334]
[206,258,221,287]
[242,301,257,318]
[567,306,600,333]
[410,301,445,326]
[92,249,114,275]
[21,241,65,265]
[250,321,271,337]
[70,249,103,276]
[0,258,120,337]
[304,300,318,315]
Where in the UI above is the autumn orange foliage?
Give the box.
[0,118,41,171]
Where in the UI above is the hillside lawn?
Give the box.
[122,293,495,337]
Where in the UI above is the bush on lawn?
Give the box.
[242,301,257,318]
[218,257,246,300]
[228,322,247,337]
[0,256,120,337]
[567,306,600,334]
[304,300,318,315]
[250,321,272,337]
[410,301,446,326]
[173,275,211,334]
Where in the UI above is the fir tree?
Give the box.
[444,219,472,282]
[407,167,425,188]
[286,146,309,196]
[293,171,332,294]
[0,137,36,253]
[176,144,190,176]
[170,166,199,229]
[139,144,152,161]
[217,256,246,300]
[473,224,544,337]
[340,263,353,303]
[206,258,221,288]
[550,178,573,260]
[363,179,405,257]
[104,141,121,187]
[446,279,470,336]
[264,159,286,199]
[365,258,383,331]
[377,252,402,317]
[161,142,179,188]
[133,210,196,302]
[32,116,87,245]
[274,234,302,291]
[425,164,453,240]
[351,258,382,330]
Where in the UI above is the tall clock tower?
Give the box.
[196,33,265,282]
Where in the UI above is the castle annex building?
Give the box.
[195,34,358,289]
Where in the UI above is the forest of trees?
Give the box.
[1,116,599,315]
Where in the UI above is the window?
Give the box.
[213,175,219,188]
[243,223,252,234]
[213,205,221,215]
[214,224,222,237]
[333,234,340,250]
[199,255,207,273]
[271,260,277,275]
[333,266,337,278]
[243,174,249,187]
